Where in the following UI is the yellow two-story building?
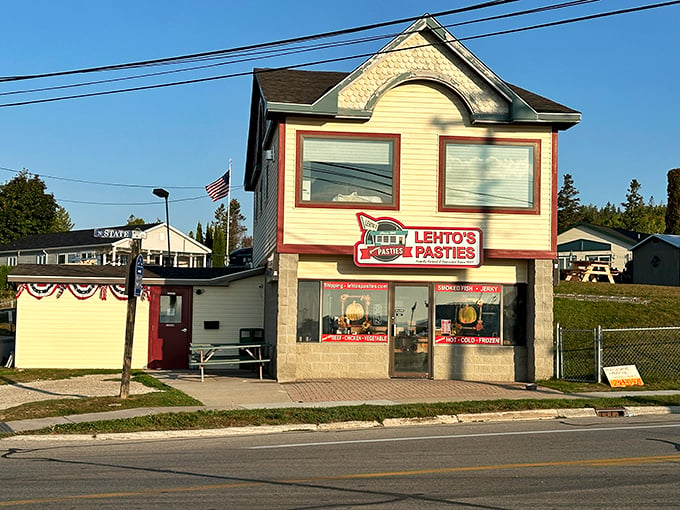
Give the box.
[245,16,580,383]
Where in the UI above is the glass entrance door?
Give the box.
[391,285,430,377]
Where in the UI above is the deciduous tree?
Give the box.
[0,170,58,244]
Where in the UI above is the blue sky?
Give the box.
[1,0,678,235]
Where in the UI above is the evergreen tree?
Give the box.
[50,205,74,232]
[204,224,214,249]
[665,168,680,234]
[644,196,666,234]
[620,179,645,231]
[195,221,204,244]
[211,226,226,267]
[228,198,248,252]
[0,170,58,244]
[557,173,582,232]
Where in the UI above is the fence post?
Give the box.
[595,325,603,383]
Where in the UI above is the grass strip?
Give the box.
[0,373,202,422]
[16,394,680,436]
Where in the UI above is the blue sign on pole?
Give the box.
[134,254,144,298]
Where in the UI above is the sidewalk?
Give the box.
[3,369,680,435]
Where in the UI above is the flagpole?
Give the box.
[225,159,231,266]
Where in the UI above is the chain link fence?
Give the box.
[556,324,680,383]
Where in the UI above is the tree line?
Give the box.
[558,168,680,235]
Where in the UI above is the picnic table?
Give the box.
[189,342,271,382]
[565,261,618,284]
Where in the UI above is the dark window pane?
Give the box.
[297,281,320,342]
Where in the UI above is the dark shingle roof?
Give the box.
[0,223,161,252]
[506,84,579,115]
[255,68,348,105]
[254,68,579,115]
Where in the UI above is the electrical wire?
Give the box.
[0,0,598,98]
[1,1,678,109]
[0,0,519,82]
[2,0,677,207]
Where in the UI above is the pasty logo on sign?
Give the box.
[354,213,482,268]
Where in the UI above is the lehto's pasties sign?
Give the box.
[354,213,482,268]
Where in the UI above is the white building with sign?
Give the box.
[0,223,210,268]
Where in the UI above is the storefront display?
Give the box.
[434,284,502,345]
[321,281,388,342]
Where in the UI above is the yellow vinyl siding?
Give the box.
[15,292,149,369]
[191,276,265,344]
[282,81,553,252]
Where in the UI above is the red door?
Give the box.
[148,286,192,369]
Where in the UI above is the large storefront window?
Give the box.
[321,281,388,342]
[297,280,526,346]
[434,284,502,345]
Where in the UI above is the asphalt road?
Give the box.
[1,415,680,509]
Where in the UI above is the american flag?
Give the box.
[205,168,230,202]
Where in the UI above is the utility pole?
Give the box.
[119,239,143,399]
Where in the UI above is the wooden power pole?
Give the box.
[119,239,143,399]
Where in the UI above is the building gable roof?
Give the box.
[559,223,650,248]
[246,15,580,190]
[632,234,680,251]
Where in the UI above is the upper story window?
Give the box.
[440,136,540,213]
[36,253,47,264]
[297,131,399,208]
[7,256,17,266]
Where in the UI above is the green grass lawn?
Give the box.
[554,281,680,329]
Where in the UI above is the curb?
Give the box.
[4,405,678,441]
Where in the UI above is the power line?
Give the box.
[57,195,211,206]
[0,0,598,98]
[0,0,519,83]
[1,1,678,108]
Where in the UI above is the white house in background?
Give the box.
[557,223,649,272]
[0,223,211,268]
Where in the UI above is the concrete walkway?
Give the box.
[3,369,679,434]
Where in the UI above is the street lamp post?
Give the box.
[152,188,172,267]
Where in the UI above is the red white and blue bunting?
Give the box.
[16,283,149,301]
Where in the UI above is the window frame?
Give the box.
[296,131,400,210]
[439,136,541,214]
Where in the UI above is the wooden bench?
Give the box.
[189,342,271,382]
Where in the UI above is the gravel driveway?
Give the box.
[0,374,158,410]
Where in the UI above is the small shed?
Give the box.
[631,234,680,286]
[8,264,265,369]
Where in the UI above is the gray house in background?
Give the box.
[631,234,680,286]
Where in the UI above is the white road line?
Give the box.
[248,422,680,449]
